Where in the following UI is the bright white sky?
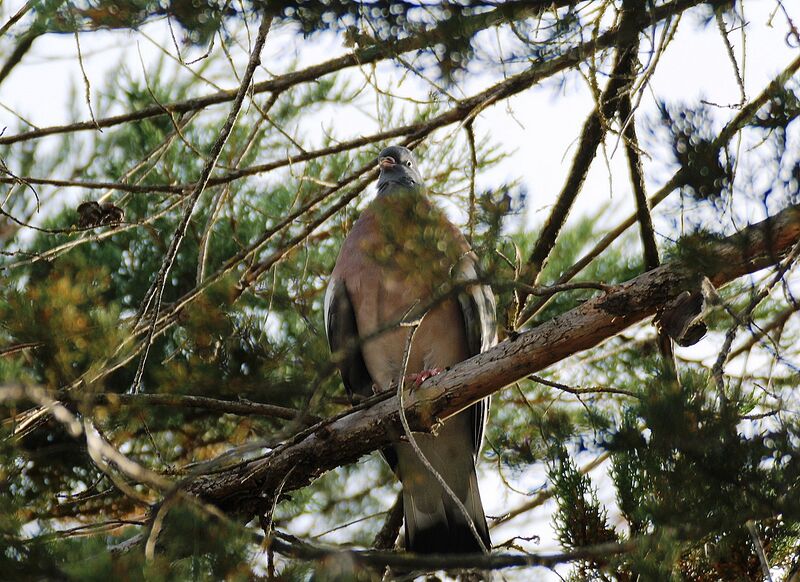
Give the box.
[4,3,798,218]
[2,1,799,579]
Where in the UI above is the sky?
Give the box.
[2,1,799,579]
[3,2,798,223]
[2,2,798,227]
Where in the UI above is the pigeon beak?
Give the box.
[379,156,396,170]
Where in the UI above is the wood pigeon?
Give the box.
[324,145,496,554]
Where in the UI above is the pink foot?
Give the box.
[407,368,444,387]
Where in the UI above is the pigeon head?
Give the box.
[376,146,423,191]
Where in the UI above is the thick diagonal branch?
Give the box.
[185,204,800,517]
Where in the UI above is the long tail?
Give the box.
[395,413,490,554]
[402,460,490,553]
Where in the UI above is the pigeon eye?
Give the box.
[405,160,413,167]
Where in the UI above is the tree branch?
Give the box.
[64,392,318,423]
[372,492,403,550]
[131,13,273,392]
[727,305,798,361]
[0,0,577,146]
[518,49,800,325]
[512,0,642,325]
[183,203,800,517]
[620,93,659,272]
[270,531,635,572]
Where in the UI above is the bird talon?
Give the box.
[407,368,444,388]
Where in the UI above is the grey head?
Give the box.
[376,145,424,193]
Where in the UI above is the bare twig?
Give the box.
[72,25,100,130]
[518,50,800,326]
[260,466,295,547]
[465,121,478,244]
[68,392,319,423]
[528,374,638,399]
[727,306,798,360]
[746,520,774,582]
[0,341,44,357]
[516,280,612,297]
[373,492,404,550]
[716,10,746,106]
[131,13,273,392]
[513,1,642,326]
[0,0,36,37]
[270,530,635,572]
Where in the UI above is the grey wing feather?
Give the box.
[324,279,399,470]
[454,253,498,458]
[324,279,374,400]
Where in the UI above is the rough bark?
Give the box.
[185,204,800,518]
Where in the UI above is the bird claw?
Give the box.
[407,368,444,388]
